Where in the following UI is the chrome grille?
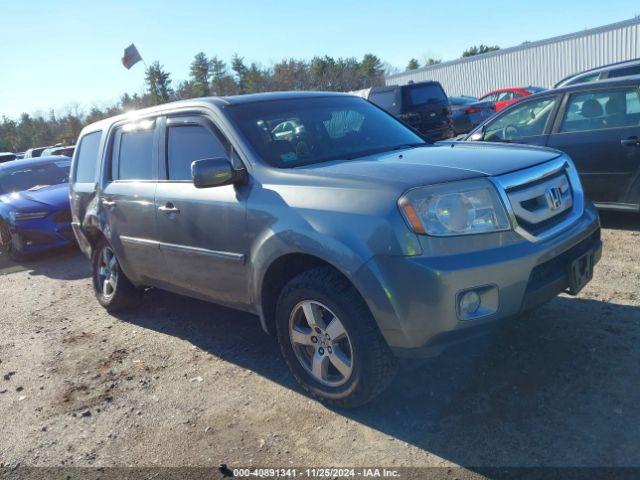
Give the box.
[492,156,585,242]
[508,172,572,225]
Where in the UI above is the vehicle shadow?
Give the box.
[0,247,90,280]
[599,210,640,231]
[115,290,640,468]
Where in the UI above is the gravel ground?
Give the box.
[0,212,639,474]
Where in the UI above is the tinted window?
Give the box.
[116,127,154,180]
[566,72,600,86]
[368,90,397,110]
[0,160,70,195]
[483,97,557,142]
[75,131,101,183]
[403,83,447,107]
[608,65,640,78]
[226,96,425,168]
[561,88,640,133]
[167,125,228,180]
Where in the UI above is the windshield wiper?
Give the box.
[389,143,428,151]
[343,143,429,160]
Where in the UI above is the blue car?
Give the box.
[0,156,73,260]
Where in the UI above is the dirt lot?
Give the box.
[0,212,639,475]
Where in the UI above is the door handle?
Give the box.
[101,199,116,209]
[158,203,180,214]
[621,136,640,147]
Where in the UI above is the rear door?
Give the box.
[154,114,249,306]
[100,118,161,283]
[547,85,640,205]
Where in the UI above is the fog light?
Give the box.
[459,290,481,315]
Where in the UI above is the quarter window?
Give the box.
[560,88,640,133]
[167,125,228,180]
[114,123,155,180]
[483,97,557,142]
[74,131,101,183]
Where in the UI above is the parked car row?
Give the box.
[362,81,547,139]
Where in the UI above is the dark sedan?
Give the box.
[464,76,640,212]
[449,96,495,134]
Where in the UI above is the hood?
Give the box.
[0,183,69,212]
[297,142,562,189]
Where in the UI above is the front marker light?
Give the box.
[399,179,511,236]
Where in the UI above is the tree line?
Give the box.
[0,44,498,152]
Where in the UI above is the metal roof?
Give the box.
[387,16,640,81]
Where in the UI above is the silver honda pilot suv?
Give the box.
[70,92,601,407]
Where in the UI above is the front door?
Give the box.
[547,86,640,205]
[479,95,559,147]
[154,115,250,306]
[100,118,161,284]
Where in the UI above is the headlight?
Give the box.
[398,179,511,236]
[12,211,50,221]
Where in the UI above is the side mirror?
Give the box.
[469,125,485,141]
[191,157,244,188]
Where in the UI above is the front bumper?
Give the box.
[354,202,601,357]
[8,214,75,254]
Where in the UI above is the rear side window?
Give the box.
[368,90,397,110]
[608,65,640,78]
[113,124,155,180]
[167,125,228,180]
[402,83,447,107]
[560,87,640,133]
[566,72,600,86]
[74,131,101,183]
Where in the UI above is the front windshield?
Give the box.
[226,96,426,168]
[0,160,70,195]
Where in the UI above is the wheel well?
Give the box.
[260,254,345,335]
[85,228,106,256]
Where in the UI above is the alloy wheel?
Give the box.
[97,246,119,299]
[289,300,354,387]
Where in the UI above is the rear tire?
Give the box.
[91,237,141,312]
[275,267,398,408]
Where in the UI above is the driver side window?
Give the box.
[484,97,557,141]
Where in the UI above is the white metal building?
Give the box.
[386,17,640,97]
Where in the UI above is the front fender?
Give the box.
[250,227,369,311]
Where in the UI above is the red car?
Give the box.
[478,86,546,111]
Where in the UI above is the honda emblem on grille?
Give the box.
[545,187,563,210]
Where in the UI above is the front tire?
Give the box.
[91,237,141,312]
[275,267,398,408]
[0,221,23,262]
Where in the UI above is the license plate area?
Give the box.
[567,250,593,295]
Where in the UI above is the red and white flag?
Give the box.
[121,44,142,70]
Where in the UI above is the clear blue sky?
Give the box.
[1,0,638,118]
